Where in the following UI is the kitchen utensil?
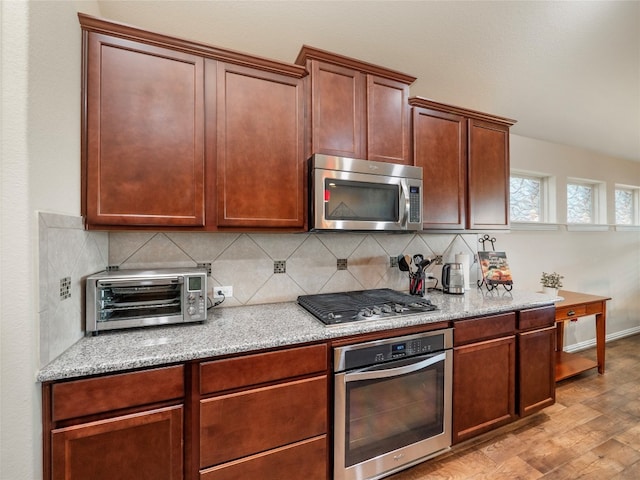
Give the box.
[397,254,411,272]
[442,263,465,295]
[419,258,432,270]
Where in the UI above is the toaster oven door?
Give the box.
[95,278,184,329]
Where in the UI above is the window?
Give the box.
[510,172,552,223]
[567,179,605,224]
[615,186,639,225]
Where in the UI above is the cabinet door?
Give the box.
[85,33,205,227]
[309,60,366,159]
[453,336,516,443]
[216,62,305,228]
[518,326,556,417]
[412,107,467,229]
[367,75,411,164]
[467,119,510,230]
[51,406,183,480]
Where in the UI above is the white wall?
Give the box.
[497,135,640,347]
[1,1,99,479]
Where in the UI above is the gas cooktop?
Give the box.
[297,288,437,326]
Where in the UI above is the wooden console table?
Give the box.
[555,290,611,381]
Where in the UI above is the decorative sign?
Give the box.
[478,251,513,285]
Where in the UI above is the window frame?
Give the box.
[509,170,556,229]
[566,177,607,229]
[614,185,640,226]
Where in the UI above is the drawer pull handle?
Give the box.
[567,310,576,316]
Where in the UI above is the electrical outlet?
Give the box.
[214,286,233,298]
[434,255,443,265]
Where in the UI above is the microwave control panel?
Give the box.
[409,185,421,223]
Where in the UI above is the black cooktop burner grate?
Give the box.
[297,288,437,325]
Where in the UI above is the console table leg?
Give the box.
[596,311,606,374]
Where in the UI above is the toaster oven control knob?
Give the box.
[188,306,197,315]
[188,293,195,302]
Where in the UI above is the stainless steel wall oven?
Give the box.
[333,328,453,480]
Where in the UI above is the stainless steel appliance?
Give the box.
[333,329,453,480]
[442,263,465,295]
[86,268,207,334]
[309,154,423,231]
[297,288,437,326]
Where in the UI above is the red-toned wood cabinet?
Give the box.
[410,97,516,230]
[296,46,415,164]
[517,305,556,416]
[198,344,329,479]
[212,61,306,229]
[79,14,307,231]
[452,313,517,444]
[44,366,185,480]
[83,31,205,228]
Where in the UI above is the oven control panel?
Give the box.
[335,328,453,372]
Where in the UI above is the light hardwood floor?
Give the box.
[388,334,640,479]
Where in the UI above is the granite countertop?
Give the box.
[37,289,556,383]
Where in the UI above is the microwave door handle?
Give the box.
[344,352,446,382]
[399,180,410,228]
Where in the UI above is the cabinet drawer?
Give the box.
[200,343,327,394]
[200,375,327,468]
[52,365,184,421]
[200,436,327,480]
[556,305,587,321]
[518,305,556,331]
[454,313,516,346]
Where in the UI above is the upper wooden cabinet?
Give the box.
[296,46,416,164]
[410,97,516,230]
[79,14,306,231]
[83,31,205,228]
[213,61,306,229]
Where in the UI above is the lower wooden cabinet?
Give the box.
[453,335,516,443]
[51,406,183,480]
[42,309,557,478]
[517,306,556,416]
[44,365,185,480]
[198,344,329,479]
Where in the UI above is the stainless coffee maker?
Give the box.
[442,263,465,294]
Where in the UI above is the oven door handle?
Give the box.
[344,352,446,382]
[97,277,184,287]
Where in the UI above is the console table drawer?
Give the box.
[556,305,586,321]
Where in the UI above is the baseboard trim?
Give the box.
[564,326,640,353]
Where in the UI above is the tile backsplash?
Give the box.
[38,213,108,366]
[109,231,480,307]
[37,214,478,366]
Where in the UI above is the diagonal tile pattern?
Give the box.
[107,231,481,305]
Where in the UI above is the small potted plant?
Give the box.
[540,272,563,296]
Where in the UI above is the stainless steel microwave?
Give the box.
[309,154,423,231]
[86,268,207,334]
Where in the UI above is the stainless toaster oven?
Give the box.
[86,268,208,334]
